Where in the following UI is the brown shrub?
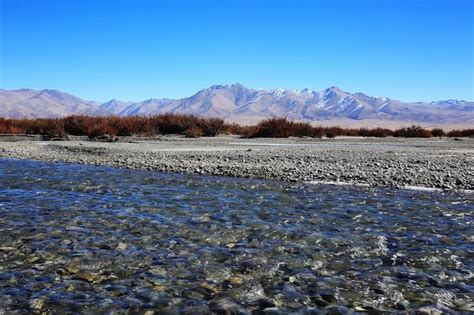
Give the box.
[463,129,474,137]
[249,117,321,138]
[251,117,293,138]
[222,123,244,135]
[64,115,94,136]
[292,122,312,137]
[238,126,260,138]
[345,128,360,136]
[394,125,432,138]
[198,118,225,136]
[446,130,462,137]
[151,113,196,134]
[447,129,474,137]
[0,114,226,138]
[462,129,474,137]
[185,126,204,138]
[431,128,445,137]
[0,118,25,134]
[324,126,344,138]
[311,126,325,138]
[19,118,67,139]
[104,116,129,136]
[358,127,394,137]
[123,116,155,136]
[86,124,116,139]
[3,115,472,140]
[104,116,153,136]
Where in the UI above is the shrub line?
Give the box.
[0,115,472,139]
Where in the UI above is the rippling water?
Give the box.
[0,158,472,314]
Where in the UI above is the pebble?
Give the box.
[416,306,444,315]
[208,298,241,315]
[0,137,472,190]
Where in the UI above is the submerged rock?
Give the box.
[209,298,243,314]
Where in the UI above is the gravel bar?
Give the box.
[0,136,473,191]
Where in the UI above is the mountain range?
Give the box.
[1,84,473,127]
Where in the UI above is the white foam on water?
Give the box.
[403,186,473,194]
[152,147,243,152]
[402,185,443,192]
[307,180,370,187]
[307,181,473,194]
[228,142,299,146]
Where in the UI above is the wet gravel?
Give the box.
[0,136,472,190]
[0,159,473,314]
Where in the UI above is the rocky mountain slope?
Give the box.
[0,89,110,118]
[1,85,472,125]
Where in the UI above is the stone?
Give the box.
[29,296,48,312]
[262,307,283,315]
[209,298,241,315]
[416,306,444,315]
[325,306,354,315]
[396,299,410,310]
[257,298,276,309]
[228,276,244,285]
[117,242,128,250]
[74,271,103,283]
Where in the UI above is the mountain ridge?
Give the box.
[1,85,473,127]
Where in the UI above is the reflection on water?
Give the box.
[0,158,472,313]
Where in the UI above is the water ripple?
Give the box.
[0,158,472,313]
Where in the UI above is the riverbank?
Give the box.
[0,136,472,191]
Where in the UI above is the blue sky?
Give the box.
[1,0,472,102]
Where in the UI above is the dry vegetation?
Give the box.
[0,115,225,140]
[0,115,472,140]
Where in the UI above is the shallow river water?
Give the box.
[0,158,472,314]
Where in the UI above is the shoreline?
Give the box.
[1,136,473,191]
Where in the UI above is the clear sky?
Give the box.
[0,0,472,102]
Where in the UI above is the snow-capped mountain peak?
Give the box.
[0,84,472,125]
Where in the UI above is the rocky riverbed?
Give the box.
[0,136,473,191]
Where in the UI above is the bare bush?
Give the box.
[1,115,472,139]
[394,125,432,138]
